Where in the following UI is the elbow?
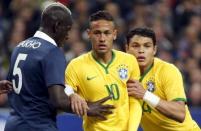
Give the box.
[176,109,186,123]
[178,113,185,123]
[175,102,186,123]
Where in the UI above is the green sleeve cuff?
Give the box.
[172,98,187,104]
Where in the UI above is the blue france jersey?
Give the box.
[6,35,66,130]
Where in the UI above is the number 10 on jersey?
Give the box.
[105,83,120,100]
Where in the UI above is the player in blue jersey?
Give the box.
[5,2,113,131]
[0,80,12,94]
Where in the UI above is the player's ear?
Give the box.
[113,29,117,40]
[125,44,128,52]
[153,45,157,55]
[54,21,61,34]
[52,22,58,33]
[86,29,91,38]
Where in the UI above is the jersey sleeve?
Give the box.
[130,55,140,80]
[161,64,186,102]
[42,48,66,88]
[128,97,142,131]
[128,55,142,130]
[65,60,79,92]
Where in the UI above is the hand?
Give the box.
[87,95,115,120]
[0,80,13,94]
[70,93,89,117]
[127,79,146,99]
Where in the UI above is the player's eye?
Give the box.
[93,31,101,35]
[131,44,140,48]
[144,45,151,47]
[104,31,112,35]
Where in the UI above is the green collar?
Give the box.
[139,63,154,82]
[92,51,115,74]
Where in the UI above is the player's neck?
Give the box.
[140,62,153,75]
[39,28,54,41]
[92,51,113,64]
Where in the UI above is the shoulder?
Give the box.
[155,58,181,77]
[156,58,179,71]
[113,50,135,60]
[46,47,64,59]
[68,52,90,65]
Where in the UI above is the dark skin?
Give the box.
[0,80,13,94]
[87,95,115,120]
[39,3,73,112]
[41,3,114,118]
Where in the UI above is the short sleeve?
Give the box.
[42,48,66,88]
[161,64,186,102]
[65,60,79,91]
[130,55,140,80]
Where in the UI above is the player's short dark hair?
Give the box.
[126,27,156,45]
[89,10,114,27]
[41,3,72,28]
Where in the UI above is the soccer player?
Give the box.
[126,27,200,131]
[0,80,12,94]
[5,3,112,131]
[65,11,142,131]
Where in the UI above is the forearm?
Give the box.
[142,90,185,122]
[155,100,185,123]
[127,79,186,123]
[55,93,72,113]
[48,85,72,113]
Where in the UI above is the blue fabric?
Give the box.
[6,37,66,131]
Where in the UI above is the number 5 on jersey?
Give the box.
[12,53,27,94]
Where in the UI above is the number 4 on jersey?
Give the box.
[12,53,27,94]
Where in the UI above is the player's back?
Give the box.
[5,35,65,131]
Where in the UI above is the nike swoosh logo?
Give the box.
[87,76,97,80]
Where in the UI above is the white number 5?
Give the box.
[12,53,27,94]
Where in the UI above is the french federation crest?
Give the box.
[117,64,128,80]
[146,80,155,92]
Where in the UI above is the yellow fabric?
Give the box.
[65,50,141,131]
[140,58,200,131]
[129,97,142,131]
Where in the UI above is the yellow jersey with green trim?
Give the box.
[140,58,200,131]
[65,50,141,131]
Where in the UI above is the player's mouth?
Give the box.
[98,44,107,50]
[137,56,146,62]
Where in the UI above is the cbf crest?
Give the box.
[146,80,155,92]
[117,64,128,80]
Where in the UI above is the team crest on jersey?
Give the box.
[117,64,128,80]
[146,80,155,92]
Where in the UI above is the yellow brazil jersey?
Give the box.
[65,50,141,131]
[140,58,200,131]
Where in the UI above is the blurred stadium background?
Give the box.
[0,0,200,130]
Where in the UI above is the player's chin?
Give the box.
[97,48,110,54]
[138,61,147,67]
